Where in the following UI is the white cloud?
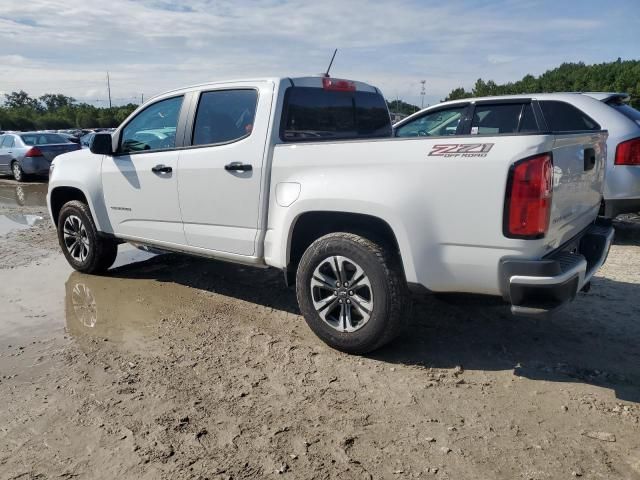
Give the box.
[0,0,625,106]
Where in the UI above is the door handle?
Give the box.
[224,162,252,172]
[152,164,172,174]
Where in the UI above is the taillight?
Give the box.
[322,77,356,92]
[504,153,553,239]
[24,147,43,157]
[615,137,640,165]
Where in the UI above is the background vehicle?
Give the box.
[0,132,80,181]
[397,93,640,218]
[48,77,612,353]
[80,132,96,149]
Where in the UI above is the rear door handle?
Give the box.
[152,164,172,174]
[224,162,252,172]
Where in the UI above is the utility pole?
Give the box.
[106,72,112,109]
[420,80,426,109]
[141,93,144,104]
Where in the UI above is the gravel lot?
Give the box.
[0,177,639,480]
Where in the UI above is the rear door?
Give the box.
[537,100,606,243]
[177,83,273,256]
[101,95,188,245]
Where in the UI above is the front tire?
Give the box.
[57,200,118,274]
[296,232,409,354]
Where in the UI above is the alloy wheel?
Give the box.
[310,255,373,333]
[63,215,90,263]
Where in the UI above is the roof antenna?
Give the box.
[324,49,338,77]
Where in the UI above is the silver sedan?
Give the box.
[0,132,80,182]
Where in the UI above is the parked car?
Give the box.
[47,76,612,353]
[0,132,81,181]
[396,93,640,218]
[80,132,96,149]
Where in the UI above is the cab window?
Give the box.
[395,106,466,137]
[120,96,184,153]
[192,89,258,146]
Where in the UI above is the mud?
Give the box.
[0,176,639,479]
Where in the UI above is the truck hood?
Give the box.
[51,148,102,169]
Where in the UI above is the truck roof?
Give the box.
[148,76,380,102]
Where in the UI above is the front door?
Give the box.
[177,84,273,256]
[101,95,187,245]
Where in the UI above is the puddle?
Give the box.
[0,245,158,351]
[0,181,48,207]
[0,213,44,235]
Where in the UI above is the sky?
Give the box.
[0,0,638,107]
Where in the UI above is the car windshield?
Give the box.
[607,101,640,127]
[20,133,69,145]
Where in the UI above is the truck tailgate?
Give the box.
[547,131,607,248]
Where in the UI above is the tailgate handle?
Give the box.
[584,148,596,171]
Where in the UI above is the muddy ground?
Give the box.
[0,177,639,480]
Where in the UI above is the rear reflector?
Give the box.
[322,77,356,92]
[615,137,640,165]
[504,153,553,239]
[24,147,44,157]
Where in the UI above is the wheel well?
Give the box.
[50,187,88,226]
[286,211,402,285]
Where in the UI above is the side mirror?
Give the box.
[90,133,114,155]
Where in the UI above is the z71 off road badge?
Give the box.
[428,143,494,158]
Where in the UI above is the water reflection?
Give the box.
[0,214,44,235]
[0,181,48,207]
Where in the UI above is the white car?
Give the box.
[48,76,613,353]
[397,92,640,218]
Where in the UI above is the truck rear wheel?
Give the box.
[296,232,409,354]
[57,200,118,274]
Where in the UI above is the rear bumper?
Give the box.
[602,197,640,218]
[499,220,614,316]
[21,156,50,174]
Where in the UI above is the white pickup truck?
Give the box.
[48,76,614,353]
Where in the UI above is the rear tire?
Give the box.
[296,232,409,354]
[57,200,118,274]
[11,161,26,182]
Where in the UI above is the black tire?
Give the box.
[296,232,409,354]
[57,200,118,274]
[11,161,26,182]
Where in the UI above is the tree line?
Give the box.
[2,59,638,131]
[0,91,137,131]
[445,59,640,108]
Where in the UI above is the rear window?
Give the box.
[281,87,391,141]
[20,133,69,145]
[607,101,640,127]
[539,101,600,132]
[471,104,522,135]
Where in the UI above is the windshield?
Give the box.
[20,133,70,145]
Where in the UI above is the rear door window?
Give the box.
[395,106,467,137]
[1,136,14,148]
[192,89,258,146]
[281,87,391,141]
[539,101,600,132]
